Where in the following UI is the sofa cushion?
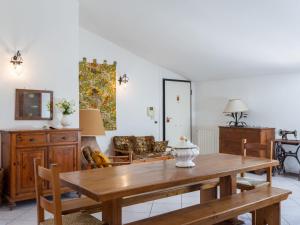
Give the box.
[134,136,155,154]
[113,136,135,152]
[153,141,169,153]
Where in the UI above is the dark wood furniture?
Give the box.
[15,89,53,120]
[126,186,290,225]
[219,126,275,158]
[33,159,104,225]
[60,153,279,225]
[275,139,300,180]
[1,128,81,209]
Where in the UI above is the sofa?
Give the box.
[113,136,170,160]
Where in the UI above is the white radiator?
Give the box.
[197,127,219,154]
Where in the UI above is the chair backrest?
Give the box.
[241,139,273,160]
[34,158,63,225]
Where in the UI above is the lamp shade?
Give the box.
[223,99,248,113]
[80,109,105,136]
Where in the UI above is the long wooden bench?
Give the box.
[126,186,291,225]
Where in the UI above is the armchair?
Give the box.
[81,146,132,170]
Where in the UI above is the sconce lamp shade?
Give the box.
[80,109,105,136]
[224,99,248,113]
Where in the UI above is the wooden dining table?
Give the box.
[60,153,279,225]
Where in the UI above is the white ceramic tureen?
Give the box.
[171,136,200,168]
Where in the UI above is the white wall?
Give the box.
[80,28,193,153]
[195,73,300,173]
[0,0,79,130]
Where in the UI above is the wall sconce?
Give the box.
[118,74,129,85]
[10,50,23,69]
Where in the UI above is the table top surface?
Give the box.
[60,153,279,201]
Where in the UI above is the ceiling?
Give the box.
[79,0,300,81]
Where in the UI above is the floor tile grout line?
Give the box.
[148,201,154,217]
[282,216,290,225]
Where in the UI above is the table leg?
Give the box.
[219,175,243,225]
[102,198,122,225]
[200,187,218,203]
[220,175,237,197]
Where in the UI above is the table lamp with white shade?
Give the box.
[80,109,105,150]
[223,99,248,127]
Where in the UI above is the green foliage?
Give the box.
[56,99,76,115]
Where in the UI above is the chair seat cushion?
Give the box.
[40,212,104,225]
[237,177,269,188]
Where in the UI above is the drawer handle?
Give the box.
[29,138,35,142]
[61,136,67,140]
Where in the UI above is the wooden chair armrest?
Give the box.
[113,149,133,162]
[109,156,130,159]
[114,149,130,154]
[104,162,131,167]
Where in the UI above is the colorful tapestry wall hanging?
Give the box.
[79,58,117,130]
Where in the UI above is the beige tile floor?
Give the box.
[0,173,299,225]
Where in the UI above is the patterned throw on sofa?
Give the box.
[113,136,169,159]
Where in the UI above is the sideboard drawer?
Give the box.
[50,132,78,143]
[16,133,47,146]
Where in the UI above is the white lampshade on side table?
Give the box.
[224,99,248,113]
[224,99,248,127]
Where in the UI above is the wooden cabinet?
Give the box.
[16,147,46,194]
[1,129,81,208]
[219,126,275,158]
[48,145,77,173]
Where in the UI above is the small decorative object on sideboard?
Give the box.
[223,99,248,127]
[0,168,3,205]
[171,136,199,168]
[279,129,297,140]
[56,99,76,127]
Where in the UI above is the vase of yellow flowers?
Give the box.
[56,99,76,127]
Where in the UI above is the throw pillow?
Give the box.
[91,150,111,168]
[153,141,169,153]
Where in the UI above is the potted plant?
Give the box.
[56,99,76,127]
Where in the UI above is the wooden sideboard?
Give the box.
[1,128,81,208]
[219,126,275,158]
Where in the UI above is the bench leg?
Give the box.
[256,203,280,225]
[200,187,218,203]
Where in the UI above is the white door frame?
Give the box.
[162,79,192,141]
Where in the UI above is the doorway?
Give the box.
[163,79,192,145]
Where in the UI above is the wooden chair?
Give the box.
[237,139,273,191]
[34,158,105,225]
[237,139,273,225]
[81,146,132,170]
